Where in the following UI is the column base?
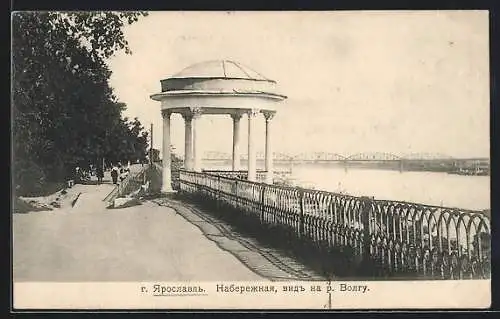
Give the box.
[161,187,177,194]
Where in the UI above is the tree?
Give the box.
[12,11,148,195]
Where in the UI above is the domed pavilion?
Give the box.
[150,60,287,192]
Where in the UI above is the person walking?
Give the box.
[74,167,82,184]
[111,164,119,185]
[119,166,127,183]
[96,162,104,185]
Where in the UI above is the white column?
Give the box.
[247,109,259,182]
[161,110,173,193]
[264,111,275,184]
[231,112,243,171]
[191,107,203,172]
[183,113,193,170]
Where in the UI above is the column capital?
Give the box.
[247,108,260,118]
[190,107,203,119]
[161,109,172,118]
[230,111,245,121]
[181,112,193,122]
[263,111,276,122]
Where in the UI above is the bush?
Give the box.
[12,159,47,196]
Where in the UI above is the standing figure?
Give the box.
[75,167,82,184]
[111,164,119,185]
[96,163,104,185]
[119,166,127,182]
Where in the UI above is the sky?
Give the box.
[107,11,489,158]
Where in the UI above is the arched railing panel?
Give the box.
[175,169,490,280]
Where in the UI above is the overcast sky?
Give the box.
[108,11,489,158]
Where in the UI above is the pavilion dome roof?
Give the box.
[170,60,275,82]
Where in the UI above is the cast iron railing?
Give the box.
[178,169,490,280]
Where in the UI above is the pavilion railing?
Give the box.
[178,169,491,280]
[105,165,149,204]
[116,165,148,197]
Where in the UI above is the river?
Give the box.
[204,163,490,211]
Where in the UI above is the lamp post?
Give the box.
[149,123,153,165]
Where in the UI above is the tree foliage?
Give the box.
[12,11,149,195]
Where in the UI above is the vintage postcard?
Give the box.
[11,10,490,310]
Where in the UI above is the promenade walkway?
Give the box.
[13,168,322,282]
[13,170,262,281]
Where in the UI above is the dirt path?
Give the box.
[13,187,264,281]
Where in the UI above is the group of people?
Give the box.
[110,162,131,185]
[74,164,105,185]
[73,161,130,185]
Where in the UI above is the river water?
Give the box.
[205,163,490,211]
